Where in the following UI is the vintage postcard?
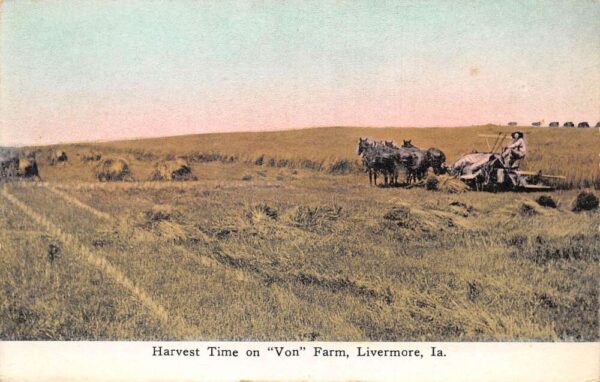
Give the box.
[0,1,598,381]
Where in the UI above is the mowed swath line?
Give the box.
[40,180,287,192]
[45,182,389,302]
[44,184,366,333]
[0,229,47,236]
[46,186,112,220]
[43,183,253,282]
[14,180,207,191]
[0,187,191,337]
[45,184,375,295]
[50,180,227,191]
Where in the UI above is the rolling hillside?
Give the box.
[1,125,598,341]
[29,125,600,188]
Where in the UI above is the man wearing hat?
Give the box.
[502,131,527,168]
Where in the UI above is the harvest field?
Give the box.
[1,126,598,340]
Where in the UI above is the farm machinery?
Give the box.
[449,133,565,192]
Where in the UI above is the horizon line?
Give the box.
[2,123,591,148]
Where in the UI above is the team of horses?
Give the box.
[357,138,446,186]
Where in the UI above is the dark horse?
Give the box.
[401,140,447,181]
[357,138,413,186]
[425,147,446,175]
[357,138,394,186]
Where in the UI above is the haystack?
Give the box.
[382,205,421,229]
[18,157,40,179]
[151,159,195,181]
[536,195,557,208]
[436,174,470,193]
[572,191,599,212]
[95,157,131,181]
[425,175,439,190]
[0,148,39,180]
[327,159,360,174]
[81,150,102,162]
[50,150,68,165]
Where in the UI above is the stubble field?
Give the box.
[1,126,598,340]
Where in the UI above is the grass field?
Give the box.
[34,125,599,187]
[1,126,598,340]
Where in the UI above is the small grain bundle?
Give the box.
[151,159,195,181]
[436,174,470,193]
[95,157,131,181]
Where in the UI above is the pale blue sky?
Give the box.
[1,0,599,145]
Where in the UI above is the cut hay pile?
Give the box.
[519,202,540,216]
[17,157,40,179]
[95,157,131,182]
[425,175,439,191]
[436,174,470,193]
[536,195,557,208]
[0,149,39,180]
[382,205,422,230]
[151,159,196,181]
[144,205,173,222]
[572,191,599,212]
[286,205,343,231]
[327,159,361,174]
[81,150,102,162]
[246,204,278,223]
[141,205,187,240]
[385,200,469,231]
[49,150,68,165]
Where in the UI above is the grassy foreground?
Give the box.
[0,126,598,340]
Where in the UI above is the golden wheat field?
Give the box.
[1,126,598,341]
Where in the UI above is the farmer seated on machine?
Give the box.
[502,131,527,168]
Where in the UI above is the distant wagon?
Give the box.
[531,122,541,127]
[563,121,575,128]
[549,122,559,127]
[577,122,589,128]
[508,122,518,126]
